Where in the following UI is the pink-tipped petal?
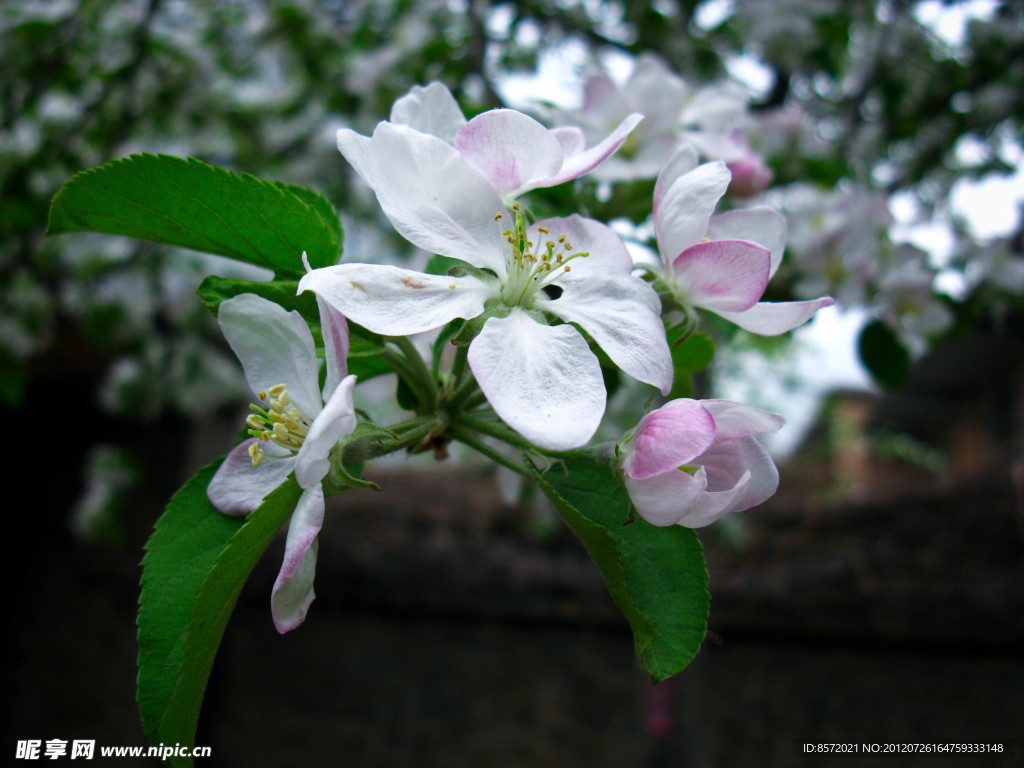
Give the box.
[455,109,564,199]
[622,399,717,480]
[299,263,493,337]
[467,310,605,451]
[207,440,296,515]
[714,296,834,336]
[295,375,357,489]
[532,113,644,191]
[317,294,349,403]
[271,484,325,633]
[708,206,788,278]
[672,239,770,313]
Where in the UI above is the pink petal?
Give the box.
[621,399,717,480]
[655,160,731,265]
[271,484,325,633]
[532,113,644,191]
[317,294,349,403]
[707,206,787,278]
[455,109,564,199]
[672,239,770,313]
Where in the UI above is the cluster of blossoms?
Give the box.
[546,53,773,195]
[206,81,832,631]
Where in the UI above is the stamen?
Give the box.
[241,383,314,467]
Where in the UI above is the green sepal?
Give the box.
[47,153,342,278]
[338,418,444,463]
[137,461,302,767]
[528,449,710,681]
[451,297,510,346]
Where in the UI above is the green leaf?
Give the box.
[529,451,709,681]
[137,461,301,767]
[197,275,317,317]
[47,154,342,277]
[858,319,910,390]
[668,330,715,399]
[197,275,390,380]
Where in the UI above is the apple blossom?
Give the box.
[652,143,833,335]
[547,53,762,182]
[301,121,672,451]
[207,292,357,633]
[344,81,643,203]
[618,398,785,527]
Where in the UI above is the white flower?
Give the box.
[301,122,672,451]
[345,81,643,204]
[207,293,357,633]
[548,53,757,182]
[653,144,833,335]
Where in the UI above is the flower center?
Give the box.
[496,205,589,309]
[244,383,312,467]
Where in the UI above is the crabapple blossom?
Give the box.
[652,143,833,335]
[547,53,763,183]
[206,292,357,633]
[618,398,784,527]
[345,80,643,203]
[303,119,672,451]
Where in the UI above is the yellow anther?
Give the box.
[268,383,287,397]
[494,212,503,221]
[537,226,548,234]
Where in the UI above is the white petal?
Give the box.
[339,123,507,272]
[541,273,673,394]
[708,206,788,278]
[389,81,467,143]
[217,293,321,419]
[700,400,785,440]
[680,469,752,528]
[295,375,357,489]
[624,466,709,527]
[653,143,700,217]
[317,294,349,403]
[299,263,494,336]
[655,160,731,267]
[467,310,605,451]
[271,484,324,633]
[714,297,834,336]
[531,214,633,277]
[207,440,296,516]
